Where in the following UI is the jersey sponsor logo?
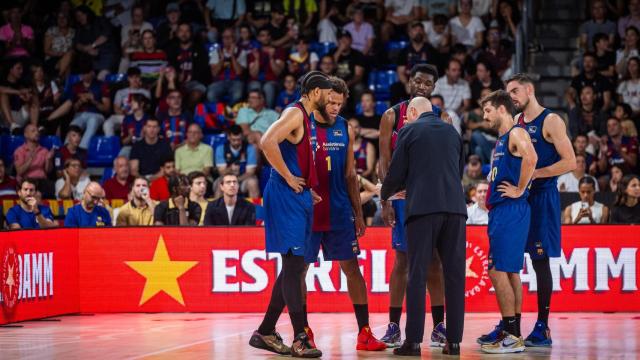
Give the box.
[527,126,537,134]
[332,129,343,137]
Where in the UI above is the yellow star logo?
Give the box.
[466,256,478,278]
[125,235,198,306]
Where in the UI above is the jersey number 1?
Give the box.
[326,155,331,171]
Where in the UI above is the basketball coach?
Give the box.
[381,97,467,356]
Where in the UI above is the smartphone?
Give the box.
[141,187,149,197]
[581,202,589,210]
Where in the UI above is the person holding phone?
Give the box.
[116,177,156,226]
[563,177,609,224]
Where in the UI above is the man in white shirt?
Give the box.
[433,59,471,116]
[466,181,489,225]
[103,67,151,136]
[557,154,599,192]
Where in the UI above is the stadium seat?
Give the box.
[63,74,81,95]
[87,136,121,167]
[40,135,62,150]
[375,101,389,115]
[203,133,227,150]
[385,40,409,52]
[368,70,397,101]
[100,167,114,184]
[1,135,25,164]
[105,73,127,84]
[310,42,336,58]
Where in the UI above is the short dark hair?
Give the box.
[480,90,516,114]
[328,76,349,98]
[617,103,633,118]
[188,171,206,185]
[67,125,83,135]
[409,21,423,29]
[615,174,640,206]
[228,124,243,136]
[583,51,597,61]
[18,178,37,191]
[145,117,161,126]
[578,175,596,189]
[127,66,142,76]
[248,88,265,98]
[430,94,444,103]
[257,27,271,35]
[361,89,375,100]
[433,14,448,26]
[168,174,189,197]
[131,176,149,190]
[506,73,535,86]
[162,157,175,166]
[592,32,609,48]
[410,63,438,79]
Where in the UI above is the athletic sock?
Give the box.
[303,304,309,327]
[503,316,517,337]
[289,311,306,336]
[389,306,402,325]
[353,304,369,331]
[533,258,552,326]
[515,313,522,337]
[431,305,445,327]
[258,305,282,335]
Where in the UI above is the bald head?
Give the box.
[407,97,433,123]
[83,182,105,209]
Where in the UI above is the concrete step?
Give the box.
[531,64,573,77]
[537,79,571,94]
[536,36,578,49]
[535,22,581,38]
[532,50,577,65]
[540,95,564,109]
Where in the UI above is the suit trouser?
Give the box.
[405,213,466,344]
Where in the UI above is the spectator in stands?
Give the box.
[614,103,637,134]
[462,154,484,188]
[150,158,176,201]
[602,164,624,192]
[0,159,18,199]
[433,59,471,117]
[175,123,214,177]
[477,26,512,79]
[319,54,337,76]
[317,4,339,45]
[465,87,496,163]
[580,0,616,52]
[597,117,638,176]
[391,21,437,104]
[207,27,247,106]
[470,61,503,107]
[266,5,294,48]
[235,89,279,145]
[65,182,111,227]
[276,74,300,113]
[14,124,54,190]
[495,0,520,47]
[1,60,38,132]
[568,85,608,137]
[331,31,366,103]
[204,0,246,42]
[381,0,420,43]
[103,67,150,137]
[558,154,599,192]
[348,118,376,180]
[104,156,134,201]
[215,125,259,198]
[573,134,597,174]
[466,180,488,225]
[430,94,461,134]
[238,23,260,52]
[616,57,640,117]
[154,174,200,225]
[288,37,319,78]
[120,94,150,157]
[188,171,209,225]
[593,33,616,79]
[617,0,640,41]
[157,89,191,149]
[563,177,608,224]
[610,174,640,224]
[130,118,174,180]
[154,66,180,114]
[166,22,210,87]
[156,4,181,50]
[119,4,153,73]
[6,179,56,229]
[569,52,613,111]
[419,0,456,19]
[246,2,270,30]
[449,0,485,51]
[130,30,168,83]
[616,26,639,79]
[0,5,35,59]
[204,173,256,225]
[54,125,87,177]
[55,158,90,200]
[32,63,62,135]
[356,90,380,140]
[43,11,74,78]
[115,177,155,226]
[423,14,451,55]
[247,27,286,108]
[73,6,117,80]
[284,0,317,31]
[450,43,476,82]
[344,7,375,55]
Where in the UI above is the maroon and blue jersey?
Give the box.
[354,138,369,175]
[487,127,529,209]
[312,114,354,232]
[517,108,560,191]
[391,100,441,149]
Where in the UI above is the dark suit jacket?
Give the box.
[381,112,467,221]
[203,197,256,226]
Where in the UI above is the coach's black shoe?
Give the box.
[393,340,421,356]
[442,341,460,355]
[249,330,291,355]
[291,332,322,358]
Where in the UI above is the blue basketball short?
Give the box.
[391,199,407,252]
[526,187,561,259]
[304,227,359,264]
[488,200,531,273]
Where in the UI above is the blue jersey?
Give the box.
[487,127,529,208]
[312,115,354,231]
[64,204,111,227]
[6,204,54,229]
[517,108,560,191]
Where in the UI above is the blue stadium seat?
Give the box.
[310,42,336,58]
[87,136,121,167]
[385,40,409,52]
[1,135,25,164]
[63,74,81,95]
[203,133,227,150]
[40,135,62,150]
[105,73,127,84]
[369,70,397,101]
[375,101,389,115]
[100,167,114,184]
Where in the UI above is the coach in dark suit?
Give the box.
[381,97,467,356]
[203,173,256,226]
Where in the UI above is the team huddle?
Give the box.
[248,68,574,357]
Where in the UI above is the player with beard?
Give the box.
[378,63,449,348]
[249,71,331,358]
[301,77,387,352]
[477,74,576,348]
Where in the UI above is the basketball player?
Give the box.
[249,71,332,358]
[477,74,576,347]
[301,77,387,351]
[378,63,448,347]
[479,90,537,353]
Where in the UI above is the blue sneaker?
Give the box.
[476,320,503,345]
[430,322,446,347]
[380,322,402,348]
[525,321,552,347]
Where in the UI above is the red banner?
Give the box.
[1,226,639,324]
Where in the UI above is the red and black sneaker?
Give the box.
[356,325,387,351]
[304,326,317,348]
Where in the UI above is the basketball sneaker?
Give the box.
[304,326,316,349]
[524,320,553,347]
[480,331,525,354]
[291,332,322,358]
[380,322,402,348]
[356,325,387,351]
[476,320,503,345]
[249,330,291,355]
[429,322,446,347]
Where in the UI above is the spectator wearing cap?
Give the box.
[462,155,484,188]
[64,182,112,227]
[150,158,177,201]
[154,174,200,226]
[175,123,214,177]
[0,159,18,200]
[466,180,489,225]
[157,3,181,50]
[204,173,256,226]
[433,59,471,117]
[13,124,55,195]
[214,125,259,199]
[119,4,153,73]
[247,27,286,109]
[0,5,35,59]
[331,31,366,104]
[235,89,279,145]
[449,0,485,51]
[207,27,247,106]
[0,60,38,132]
[157,89,192,150]
[204,0,246,42]
[73,6,117,80]
[130,30,168,82]
[166,22,210,89]
[104,156,135,201]
[6,179,56,229]
[55,158,90,200]
[344,7,375,55]
[116,177,156,226]
[130,118,174,180]
[103,67,151,137]
[43,11,75,78]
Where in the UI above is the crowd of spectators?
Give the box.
[1,0,639,229]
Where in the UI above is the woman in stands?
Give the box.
[562,177,609,224]
[610,174,640,224]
